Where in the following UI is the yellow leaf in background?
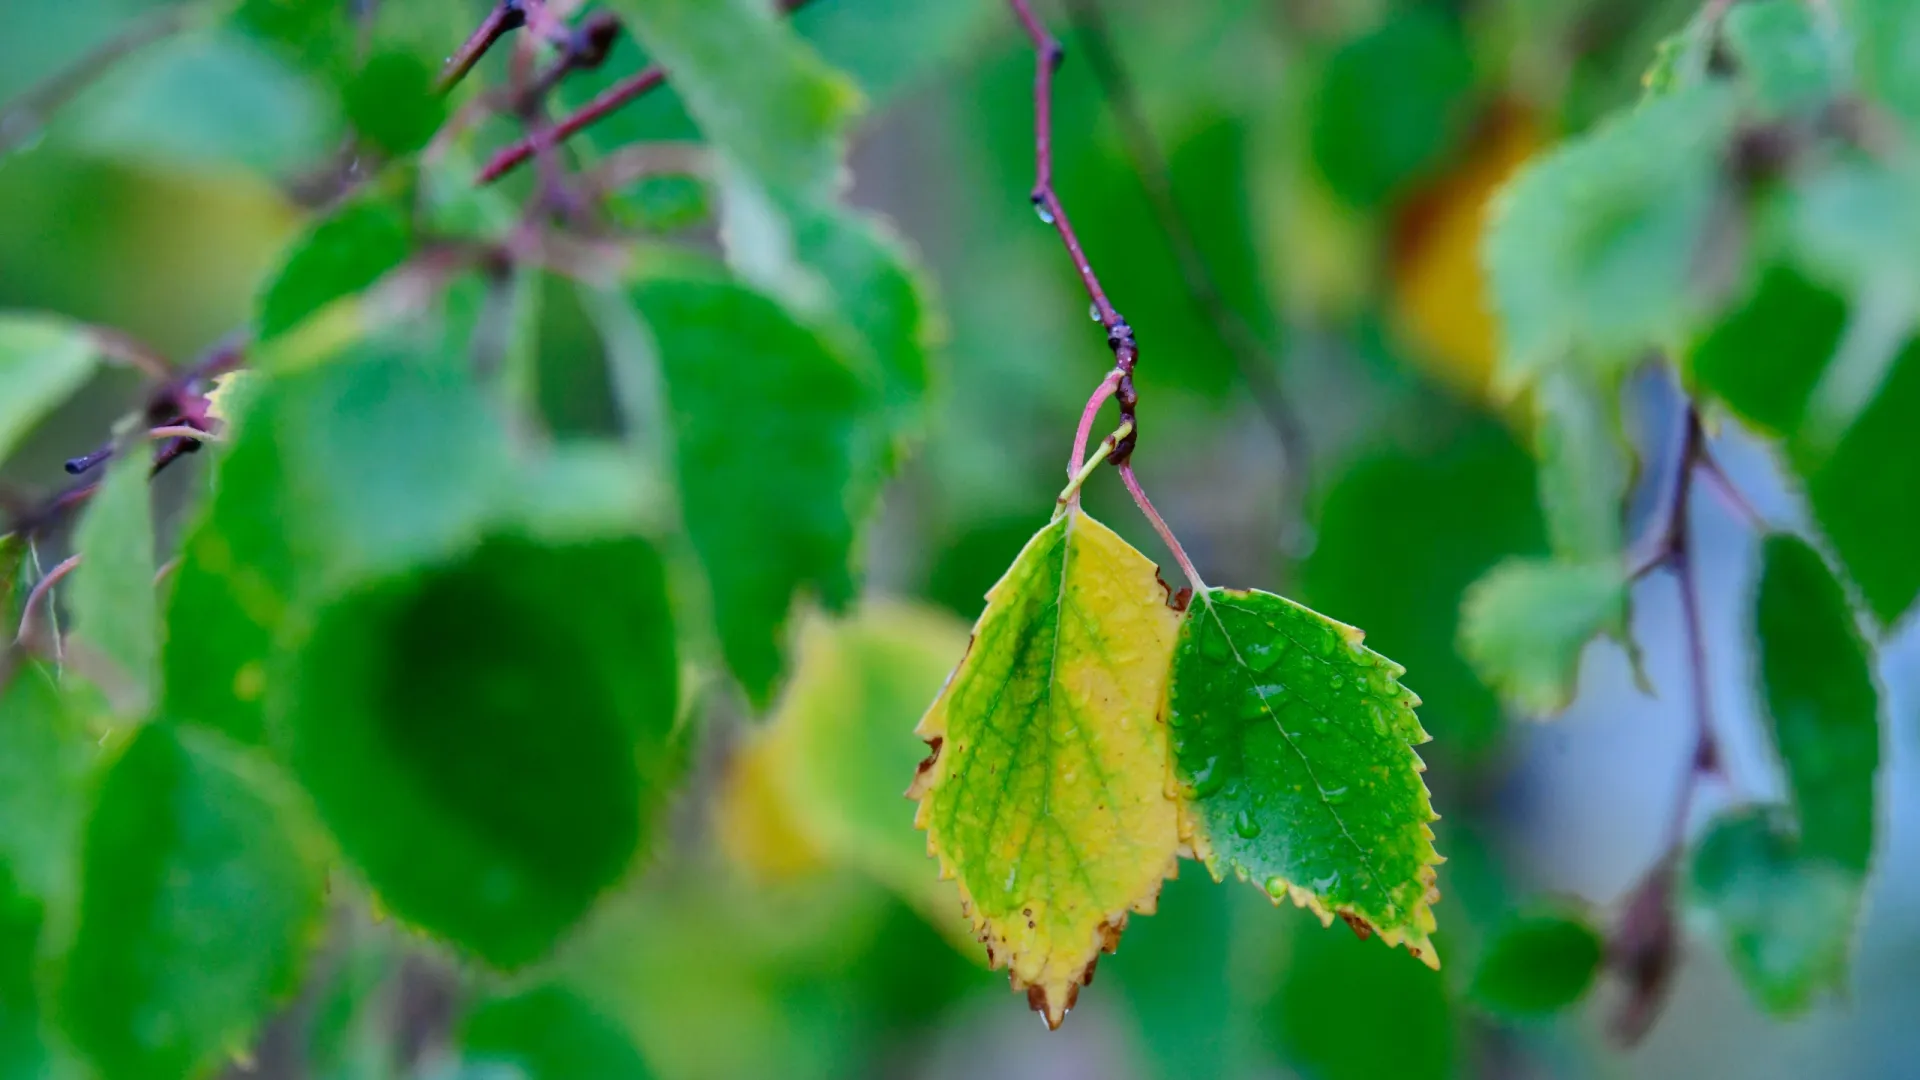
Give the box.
[1390,103,1545,402]
[716,602,982,955]
[910,507,1183,1028]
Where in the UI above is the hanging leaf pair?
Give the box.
[911,480,1443,1027]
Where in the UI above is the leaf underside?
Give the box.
[910,507,1183,1028]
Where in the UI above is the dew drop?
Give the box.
[1089,302,1102,321]
[1264,876,1288,900]
[1329,674,1344,689]
[1033,199,1056,225]
[1190,755,1226,797]
[1323,784,1351,805]
[1233,808,1262,839]
[1310,871,1342,893]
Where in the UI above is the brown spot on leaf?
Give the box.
[1340,912,1374,941]
[1153,569,1194,612]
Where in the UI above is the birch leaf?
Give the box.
[1168,589,1442,967]
[910,507,1183,1029]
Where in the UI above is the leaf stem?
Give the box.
[1119,464,1207,595]
[1056,419,1132,517]
[1067,369,1121,480]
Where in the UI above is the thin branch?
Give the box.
[1061,0,1307,487]
[436,0,529,93]
[475,0,821,186]
[0,4,203,157]
[14,553,81,654]
[1120,464,1207,595]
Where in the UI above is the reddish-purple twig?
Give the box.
[1120,464,1206,594]
[476,0,821,186]
[1010,0,1141,464]
[1068,370,1121,480]
[437,1,529,93]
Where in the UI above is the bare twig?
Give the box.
[475,0,821,186]
[1061,0,1307,491]
[14,553,81,654]
[437,0,529,93]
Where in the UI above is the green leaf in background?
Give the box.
[1753,535,1879,871]
[1693,535,1878,1015]
[0,667,95,912]
[608,0,862,206]
[257,195,413,342]
[1800,342,1920,627]
[1849,0,1920,132]
[59,724,326,1080]
[1687,263,1847,437]
[340,48,444,158]
[1532,369,1630,565]
[1690,809,1860,1015]
[0,314,100,467]
[1309,9,1476,210]
[461,986,656,1080]
[0,864,57,1080]
[1467,910,1605,1016]
[911,507,1183,1028]
[68,444,158,715]
[1268,915,1456,1080]
[1459,558,1626,717]
[1485,84,1736,392]
[631,267,875,706]
[1300,421,1547,758]
[1722,0,1841,116]
[1167,589,1442,967]
[281,535,678,968]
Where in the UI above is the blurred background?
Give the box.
[2,0,1915,1077]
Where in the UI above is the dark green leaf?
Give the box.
[1268,917,1456,1080]
[1459,558,1626,716]
[631,266,875,705]
[341,48,444,158]
[607,0,862,207]
[0,865,56,1080]
[280,535,678,968]
[0,666,95,909]
[257,196,413,342]
[1754,535,1879,871]
[1687,263,1847,437]
[69,445,158,715]
[1485,85,1736,390]
[461,986,655,1080]
[1168,589,1441,964]
[1309,10,1475,210]
[1799,342,1920,626]
[60,724,326,1080]
[1690,809,1860,1014]
[0,314,100,467]
[1468,910,1604,1016]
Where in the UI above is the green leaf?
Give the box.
[1167,588,1442,967]
[0,314,100,467]
[0,667,95,910]
[1723,0,1840,115]
[280,535,679,968]
[1690,809,1860,1014]
[1460,559,1626,717]
[1800,340,1920,626]
[60,724,326,1080]
[631,266,876,705]
[1485,85,1737,392]
[607,0,862,207]
[1268,914,1455,1080]
[163,345,511,743]
[1849,0,1920,132]
[340,48,444,158]
[257,195,413,342]
[1754,535,1879,871]
[69,445,159,716]
[1533,368,1630,564]
[461,986,656,1080]
[1687,263,1848,437]
[1789,158,1920,303]
[1309,9,1475,210]
[911,507,1183,1028]
[1468,910,1605,1016]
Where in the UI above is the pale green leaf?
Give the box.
[1723,0,1841,115]
[0,314,100,468]
[911,507,1183,1028]
[1533,368,1630,564]
[1848,0,1920,133]
[69,444,158,716]
[60,725,327,1080]
[1460,558,1626,717]
[1167,589,1442,968]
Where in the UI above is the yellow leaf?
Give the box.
[910,506,1183,1028]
